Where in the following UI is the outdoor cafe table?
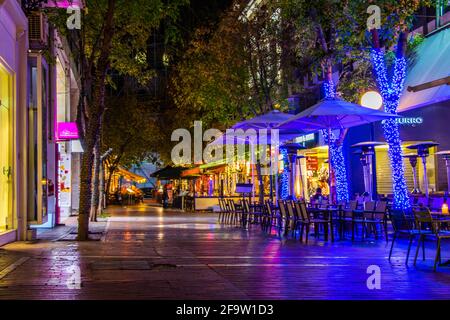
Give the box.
[307,204,341,241]
[430,212,450,220]
[429,212,450,267]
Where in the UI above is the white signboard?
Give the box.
[58,147,72,208]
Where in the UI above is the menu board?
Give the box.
[58,150,72,208]
[306,157,318,171]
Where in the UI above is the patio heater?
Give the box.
[351,142,385,201]
[402,154,421,194]
[281,143,306,200]
[296,155,306,200]
[407,141,439,198]
[435,150,450,194]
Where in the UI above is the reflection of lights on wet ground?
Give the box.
[151,223,220,230]
[124,232,133,241]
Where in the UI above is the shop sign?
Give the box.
[57,122,79,140]
[58,152,71,208]
[295,133,316,144]
[381,117,424,126]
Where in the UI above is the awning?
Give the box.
[150,166,184,180]
[199,159,228,170]
[181,167,202,178]
[116,167,147,184]
[399,28,450,112]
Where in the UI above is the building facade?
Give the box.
[0,0,82,245]
[0,0,29,245]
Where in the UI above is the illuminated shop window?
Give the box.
[0,64,13,232]
[27,56,49,224]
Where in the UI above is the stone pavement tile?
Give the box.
[0,253,25,271]
[0,205,450,299]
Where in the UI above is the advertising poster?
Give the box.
[58,151,71,208]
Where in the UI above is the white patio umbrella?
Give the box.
[277,97,400,201]
[232,110,297,130]
[209,110,310,202]
[211,110,306,145]
[277,98,401,131]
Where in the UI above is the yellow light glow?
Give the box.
[360,91,383,110]
[442,203,449,214]
[278,154,284,173]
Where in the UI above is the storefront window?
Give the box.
[28,62,38,221]
[27,56,48,223]
[303,147,330,199]
[375,143,438,195]
[0,64,13,232]
[41,66,48,218]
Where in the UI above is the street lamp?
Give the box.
[360,91,383,110]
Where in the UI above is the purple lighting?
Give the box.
[56,122,79,141]
[43,0,83,9]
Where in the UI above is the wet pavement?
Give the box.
[0,203,449,300]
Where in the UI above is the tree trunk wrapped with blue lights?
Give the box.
[279,147,289,200]
[322,78,350,203]
[371,31,410,210]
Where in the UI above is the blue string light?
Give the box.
[322,129,350,203]
[322,80,349,203]
[371,49,410,210]
[279,147,289,200]
[323,79,337,99]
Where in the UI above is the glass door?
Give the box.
[27,55,48,224]
[0,64,12,232]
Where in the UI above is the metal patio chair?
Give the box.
[412,207,450,271]
[389,210,424,265]
[364,201,389,241]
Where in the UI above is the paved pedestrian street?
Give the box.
[0,204,449,300]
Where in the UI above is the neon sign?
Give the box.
[56,122,79,140]
[381,117,424,126]
[294,133,316,144]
